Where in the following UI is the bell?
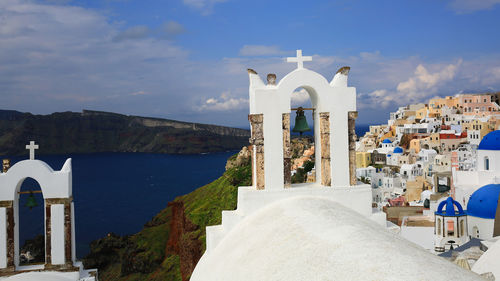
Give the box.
[292,107,311,136]
[25,191,38,210]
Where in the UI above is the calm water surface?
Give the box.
[11,152,234,258]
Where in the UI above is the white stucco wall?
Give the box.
[468,216,495,240]
[477,149,499,172]
[51,204,65,265]
[248,67,355,189]
[0,159,72,200]
[193,197,483,281]
[400,226,434,250]
[0,208,6,268]
[71,203,76,263]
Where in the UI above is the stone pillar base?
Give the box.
[319,112,331,186]
[348,111,358,186]
[44,262,79,272]
[0,266,15,276]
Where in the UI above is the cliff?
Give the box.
[0,109,250,155]
[83,149,252,281]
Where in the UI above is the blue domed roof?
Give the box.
[435,197,465,217]
[382,139,392,144]
[393,147,403,154]
[467,184,500,219]
[478,130,500,150]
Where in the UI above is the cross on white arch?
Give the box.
[287,50,312,69]
[26,141,39,160]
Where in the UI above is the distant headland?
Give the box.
[0,109,250,155]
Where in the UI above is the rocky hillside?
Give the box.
[0,109,250,155]
[83,149,252,281]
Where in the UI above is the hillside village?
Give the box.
[354,92,500,272]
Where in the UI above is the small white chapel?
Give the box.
[0,142,96,281]
[190,50,484,280]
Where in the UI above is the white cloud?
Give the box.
[449,0,500,13]
[197,92,248,111]
[113,25,150,42]
[363,60,462,109]
[182,0,227,15]
[160,21,185,38]
[239,45,290,57]
[291,89,310,106]
[397,60,461,95]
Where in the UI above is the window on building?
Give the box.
[447,220,455,237]
[485,157,490,171]
[437,218,442,235]
[473,226,479,238]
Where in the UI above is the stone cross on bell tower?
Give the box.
[26,141,39,160]
[286,50,312,69]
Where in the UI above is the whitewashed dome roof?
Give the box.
[191,196,482,281]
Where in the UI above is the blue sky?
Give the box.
[1,0,500,127]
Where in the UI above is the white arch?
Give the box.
[0,159,72,201]
[0,159,73,269]
[248,67,356,188]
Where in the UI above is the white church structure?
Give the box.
[0,142,96,280]
[454,130,500,207]
[190,50,484,280]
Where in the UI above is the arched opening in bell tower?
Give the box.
[289,87,316,184]
[16,177,45,267]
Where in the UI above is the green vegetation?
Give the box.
[291,160,314,183]
[83,154,251,281]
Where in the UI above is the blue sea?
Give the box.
[11,125,373,259]
[11,152,235,258]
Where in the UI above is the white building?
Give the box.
[400,163,422,181]
[418,149,438,164]
[466,184,500,240]
[453,144,476,171]
[433,154,451,174]
[454,130,500,207]
[356,166,376,179]
[0,142,96,280]
[386,147,403,166]
[434,197,468,252]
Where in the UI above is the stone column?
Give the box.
[282,113,291,188]
[249,114,265,190]
[45,198,76,270]
[44,201,52,265]
[0,201,14,272]
[319,112,331,186]
[348,111,358,186]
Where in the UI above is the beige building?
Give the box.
[356,151,372,168]
[439,131,467,153]
[420,133,441,152]
[405,176,432,202]
[416,106,429,120]
[429,96,460,110]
